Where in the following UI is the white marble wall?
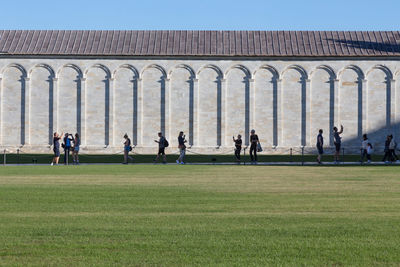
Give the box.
[0,58,399,154]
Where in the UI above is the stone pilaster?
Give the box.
[389,79,396,130]
[276,79,282,146]
[24,77,30,145]
[80,77,86,146]
[248,78,255,133]
[52,77,58,134]
[305,78,311,146]
[220,78,226,147]
[192,78,199,146]
[333,79,339,129]
[361,78,367,136]
[136,78,143,146]
[164,77,170,140]
[108,77,114,147]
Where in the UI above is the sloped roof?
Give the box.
[0,30,399,57]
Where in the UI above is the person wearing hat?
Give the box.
[249,129,260,164]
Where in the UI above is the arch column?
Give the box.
[305,78,311,146]
[276,79,282,147]
[389,79,396,131]
[80,77,86,146]
[360,78,367,138]
[248,78,255,134]
[24,77,30,145]
[164,77,170,139]
[220,78,226,147]
[395,79,400,136]
[192,78,199,147]
[136,78,143,146]
[52,77,58,134]
[333,79,340,135]
[108,77,114,147]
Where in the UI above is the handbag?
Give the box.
[257,143,263,152]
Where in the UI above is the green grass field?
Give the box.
[1,165,400,266]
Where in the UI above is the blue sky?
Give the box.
[1,0,399,30]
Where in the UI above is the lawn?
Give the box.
[0,165,399,266]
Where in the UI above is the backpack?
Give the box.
[164,139,169,148]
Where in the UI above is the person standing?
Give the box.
[333,125,344,164]
[316,129,324,164]
[233,134,242,162]
[154,132,167,164]
[63,133,73,165]
[382,135,392,163]
[366,143,373,164]
[51,132,63,166]
[389,134,399,163]
[72,133,80,165]
[360,134,369,164]
[176,131,187,164]
[249,129,260,164]
[123,134,133,164]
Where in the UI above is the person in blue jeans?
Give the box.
[63,133,73,165]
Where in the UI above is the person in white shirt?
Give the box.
[366,143,373,164]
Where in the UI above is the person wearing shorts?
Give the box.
[316,129,324,164]
[333,125,343,164]
[154,132,167,164]
[72,133,80,165]
[51,132,62,166]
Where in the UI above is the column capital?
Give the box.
[51,77,58,82]
[192,78,199,82]
[247,78,255,82]
[79,77,86,82]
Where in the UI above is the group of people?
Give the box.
[51,126,399,165]
[51,132,80,165]
[316,125,399,164]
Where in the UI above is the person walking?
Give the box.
[389,134,399,163]
[63,133,73,165]
[123,134,133,164]
[176,131,187,164]
[51,132,63,166]
[333,125,344,164]
[316,129,324,164]
[233,134,242,162]
[154,132,167,164]
[72,133,80,165]
[249,129,260,164]
[382,135,392,163]
[360,134,369,164]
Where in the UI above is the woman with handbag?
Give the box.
[123,134,133,164]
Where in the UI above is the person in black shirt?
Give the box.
[154,132,167,164]
[51,132,63,166]
[232,134,242,162]
[249,129,260,164]
[176,131,187,164]
[316,129,324,164]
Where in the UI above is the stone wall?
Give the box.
[0,57,399,154]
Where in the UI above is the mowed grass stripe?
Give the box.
[0,166,399,266]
